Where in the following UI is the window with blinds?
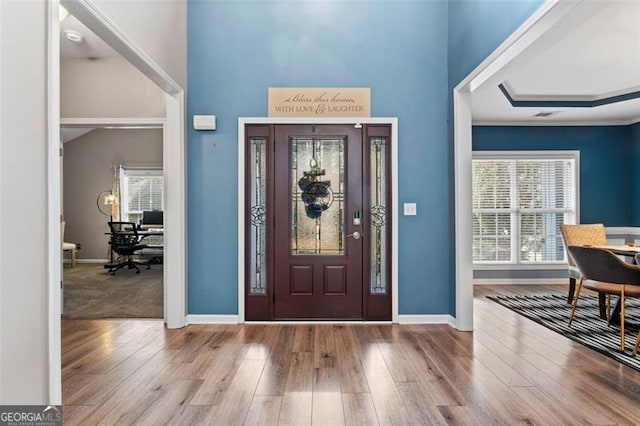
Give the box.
[472,152,577,264]
[120,168,164,224]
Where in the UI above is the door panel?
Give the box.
[290,265,313,295]
[274,125,363,319]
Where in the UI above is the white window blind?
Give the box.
[120,168,164,224]
[472,152,577,264]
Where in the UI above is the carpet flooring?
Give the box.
[63,263,163,319]
[488,293,640,372]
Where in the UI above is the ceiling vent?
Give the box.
[533,111,559,118]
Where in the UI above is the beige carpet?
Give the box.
[63,263,163,319]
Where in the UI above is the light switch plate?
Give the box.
[404,203,417,216]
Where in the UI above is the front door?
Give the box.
[274,125,363,319]
[244,124,391,320]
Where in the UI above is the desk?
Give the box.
[593,245,640,325]
[105,229,163,237]
[105,229,163,266]
[138,229,164,262]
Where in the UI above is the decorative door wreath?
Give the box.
[298,158,334,219]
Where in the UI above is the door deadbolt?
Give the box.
[346,231,361,240]
[353,210,361,226]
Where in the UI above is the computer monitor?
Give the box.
[142,210,163,226]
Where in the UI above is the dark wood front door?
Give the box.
[244,124,391,321]
[274,125,363,319]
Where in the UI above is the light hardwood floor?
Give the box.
[62,285,640,425]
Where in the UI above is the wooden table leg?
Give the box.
[568,277,576,304]
[609,295,622,326]
[598,292,608,320]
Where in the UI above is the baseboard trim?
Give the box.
[474,278,564,285]
[64,259,107,264]
[186,314,239,324]
[397,314,456,326]
[244,320,393,325]
[185,315,457,326]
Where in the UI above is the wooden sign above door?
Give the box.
[268,87,370,117]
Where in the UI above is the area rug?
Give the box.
[63,264,163,319]
[487,293,640,372]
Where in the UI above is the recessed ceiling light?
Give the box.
[64,30,84,43]
[59,5,69,21]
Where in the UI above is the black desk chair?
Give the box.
[107,221,150,275]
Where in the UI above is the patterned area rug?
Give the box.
[487,293,640,372]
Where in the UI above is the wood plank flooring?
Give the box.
[62,285,640,425]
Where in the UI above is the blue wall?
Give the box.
[631,123,640,225]
[186,1,554,316]
[188,0,451,315]
[446,0,543,313]
[473,126,632,226]
[447,0,544,90]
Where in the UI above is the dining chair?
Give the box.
[567,245,640,354]
[559,223,607,303]
[62,221,78,267]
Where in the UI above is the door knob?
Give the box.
[346,231,361,240]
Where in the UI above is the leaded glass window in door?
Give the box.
[370,137,388,294]
[290,137,345,255]
[249,137,267,294]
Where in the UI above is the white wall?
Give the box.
[0,0,49,403]
[80,0,186,88]
[61,57,166,118]
[0,0,187,403]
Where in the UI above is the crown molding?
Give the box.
[473,118,639,127]
[499,82,640,108]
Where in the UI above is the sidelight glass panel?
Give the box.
[291,137,345,255]
[370,137,388,294]
[249,137,267,294]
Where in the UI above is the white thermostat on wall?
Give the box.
[193,115,216,130]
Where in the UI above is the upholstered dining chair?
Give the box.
[559,223,607,303]
[567,245,640,354]
[62,221,78,267]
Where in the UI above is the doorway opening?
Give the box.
[47,0,186,403]
[60,123,165,320]
[240,121,397,321]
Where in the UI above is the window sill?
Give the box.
[473,263,568,270]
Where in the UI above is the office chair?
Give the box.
[107,221,150,275]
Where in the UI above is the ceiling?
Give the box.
[59,1,638,125]
[60,13,118,59]
[472,0,640,125]
[60,10,120,143]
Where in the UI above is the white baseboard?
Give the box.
[397,314,456,326]
[186,315,456,326]
[474,278,564,285]
[63,259,107,264]
[187,314,239,324]
[243,320,393,325]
